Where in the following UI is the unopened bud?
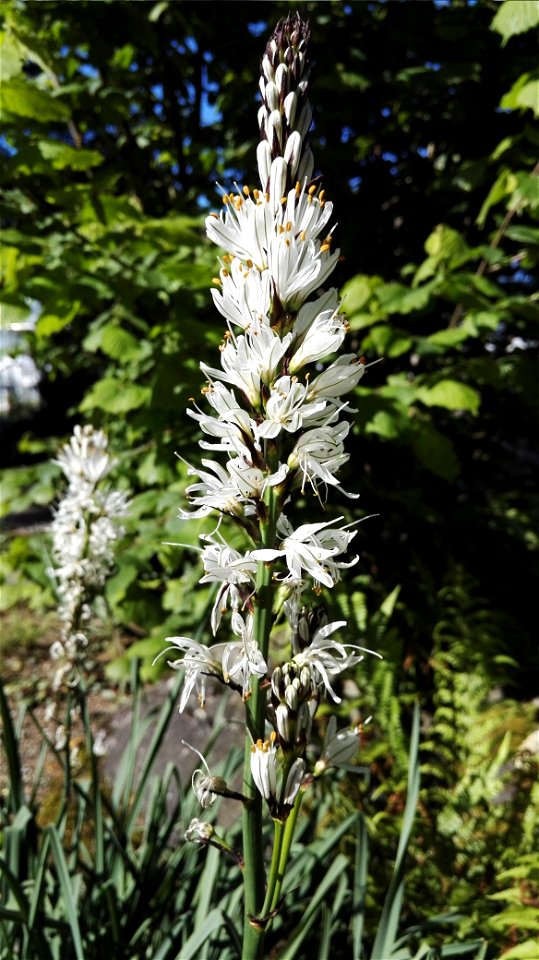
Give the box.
[185,818,214,843]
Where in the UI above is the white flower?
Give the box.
[182,740,228,809]
[288,421,357,499]
[206,185,340,312]
[283,757,306,805]
[222,611,268,697]
[250,516,359,589]
[314,715,372,774]
[227,457,288,498]
[155,637,223,712]
[55,424,113,486]
[180,454,288,522]
[201,321,293,407]
[200,536,258,586]
[211,258,272,331]
[289,302,348,373]
[179,457,245,520]
[187,382,256,456]
[307,354,367,401]
[256,375,326,441]
[292,621,380,702]
[250,732,278,801]
[267,225,339,314]
[49,425,130,691]
[205,189,275,269]
[198,534,258,635]
[92,729,108,758]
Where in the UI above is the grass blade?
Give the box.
[279,852,350,960]
[47,825,84,959]
[176,907,226,959]
[352,812,368,960]
[0,680,25,812]
[370,700,421,960]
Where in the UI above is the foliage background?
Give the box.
[1,1,538,956]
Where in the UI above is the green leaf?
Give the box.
[380,585,401,619]
[106,563,139,606]
[0,31,24,80]
[341,275,383,315]
[370,702,421,960]
[423,224,473,269]
[80,377,150,413]
[36,301,81,337]
[2,79,70,122]
[37,139,103,170]
[500,73,539,117]
[148,1,170,22]
[365,410,402,440]
[412,424,460,481]
[426,327,471,348]
[362,325,412,357]
[489,906,539,931]
[48,827,84,959]
[376,282,435,316]
[98,325,144,361]
[500,940,539,960]
[417,379,480,414]
[477,169,518,227]
[491,0,539,43]
[0,300,31,328]
[505,224,539,245]
[514,171,539,210]
[141,215,204,246]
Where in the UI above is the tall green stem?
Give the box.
[241,489,278,960]
[261,819,285,919]
[269,790,303,916]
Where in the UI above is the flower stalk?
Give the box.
[163,13,381,957]
[47,425,129,764]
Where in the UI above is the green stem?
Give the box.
[269,790,303,917]
[241,489,278,960]
[261,818,285,919]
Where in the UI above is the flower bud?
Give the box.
[276,703,291,743]
[185,818,215,843]
[283,758,306,806]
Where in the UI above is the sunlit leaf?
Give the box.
[2,79,69,121]
[80,378,150,413]
[417,380,480,415]
[491,0,539,43]
[37,139,103,170]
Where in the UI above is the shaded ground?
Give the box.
[0,607,244,828]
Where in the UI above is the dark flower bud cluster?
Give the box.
[257,12,314,193]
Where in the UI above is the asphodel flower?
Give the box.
[161,18,381,942]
